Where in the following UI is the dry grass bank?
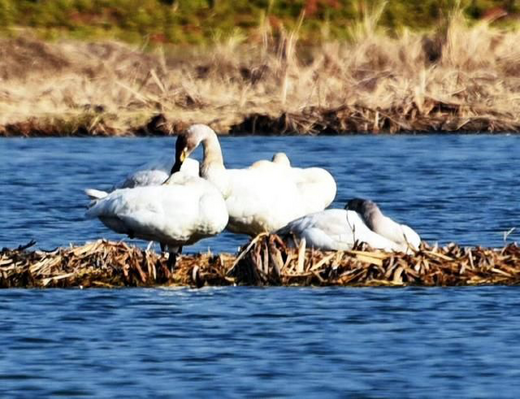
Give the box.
[2,236,520,288]
[2,11,520,136]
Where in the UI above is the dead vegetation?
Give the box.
[1,10,520,136]
[2,236,520,288]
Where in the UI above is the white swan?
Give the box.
[345,198,421,252]
[85,170,228,268]
[116,151,284,189]
[250,152,336,215]
[115,157,200,189]
[171,124,337,236]
[277,209,402,252]
[277,199,421,253]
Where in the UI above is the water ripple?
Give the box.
[1,135,520,251]
[2,288,519,397]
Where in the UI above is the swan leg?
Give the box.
[166,253,177,271]
[166,246,182,271]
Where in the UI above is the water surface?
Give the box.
[1,287,520,398]
[1,135,519,252]
[1,136,520,397]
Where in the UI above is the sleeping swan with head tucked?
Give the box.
[277,198,421,254]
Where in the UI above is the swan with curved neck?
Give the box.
[85,158,228,269]
[277,199,421,253]
[276,207,401,252]
[172,124,336,236]
[345,198,421,252]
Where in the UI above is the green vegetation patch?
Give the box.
[0,0,518,45]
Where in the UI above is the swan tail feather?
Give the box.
[85,188,108,200]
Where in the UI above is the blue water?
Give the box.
[1,135,519,252]
[1,287,520,398]
[1,135,520,397]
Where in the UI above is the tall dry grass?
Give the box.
[1,9,520,136]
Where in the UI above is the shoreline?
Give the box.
[2,15,520,138]
[2,108,519,137]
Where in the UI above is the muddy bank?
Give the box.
[2,14,520,137]
[2,105,519,137]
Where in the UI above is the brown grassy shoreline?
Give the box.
[2,236,520,288]
[2,12,520,137]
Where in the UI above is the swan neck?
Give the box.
[364,207,384,231]
[201,132,225,172]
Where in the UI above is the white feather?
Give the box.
[86,172,228,248]
[277,209,402,252]
[180,125,337,236]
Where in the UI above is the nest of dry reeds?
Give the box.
[230,234,520,286]
[0,240,234,288]
[2,235,520,288]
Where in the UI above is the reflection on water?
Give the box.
[1,287,520,397]
[0,135,519,252]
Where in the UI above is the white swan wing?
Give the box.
[374,216,422,252]
[223,168,307,234]
[86,178,228,245]
[115,157,200,189]
[278,209,401,251]
[85,188,108,200]
[291,167,337,213]
[400,224,421,251]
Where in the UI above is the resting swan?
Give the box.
[345,198,421,252]
[85,169,228,269]
[171,124,337,236]
[116,150,286,189]
[114,157,200,189]
[277,198,421,253]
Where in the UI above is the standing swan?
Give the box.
[85,169,228,269]
[277,199,421,253]
[171,124,337,236]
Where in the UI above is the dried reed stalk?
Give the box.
[230,235,520,287]
[2,236,520,288]
[2,11,520,136]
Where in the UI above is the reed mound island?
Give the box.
[2,235,520,288]
[2,10,520,137]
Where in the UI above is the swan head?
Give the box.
[171,124,215,174]
[345,198,379,229]
[272,152,291,167]
[345,198,377,215]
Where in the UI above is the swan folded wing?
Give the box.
[86,183,226,245]
[291,167,337,213]
[277,209,401,252]
[117,169,169,189]
[115,157,200,189]
[374,215,421,252]
[247,163,336,214]
[85,188,108,200]
[223,168,306,234]
[277,210,350,250]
